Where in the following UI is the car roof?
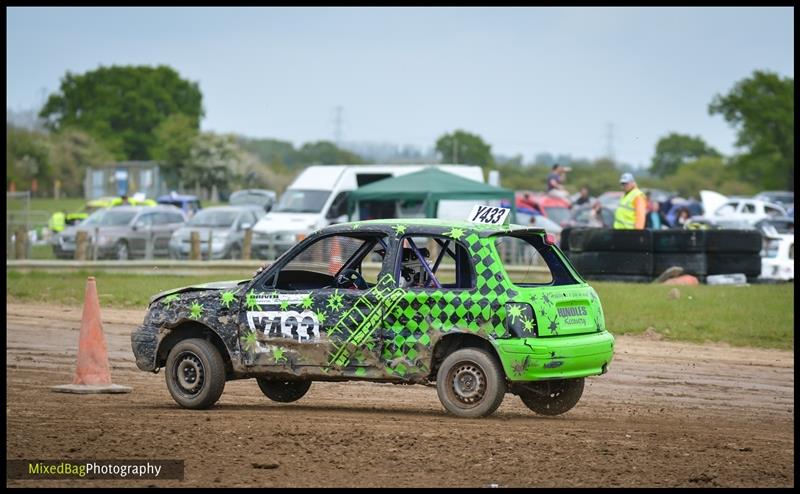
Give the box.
[320,218,546,238]
[196,205,259,212]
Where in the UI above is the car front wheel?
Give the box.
[436,347,506,418]
[256,378,311,403]
[518,378,584,416]
[165,338,226,409]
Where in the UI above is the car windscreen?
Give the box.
[81,209,107,226]
[274,190,331,213]
[96,210,137,226]
[187,210,238,227]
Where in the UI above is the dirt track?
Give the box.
[6,302,794,487]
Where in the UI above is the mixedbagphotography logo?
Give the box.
[7,460,184,480]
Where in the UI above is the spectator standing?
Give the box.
[547,163,572,203]
[613,173,646,230]
[645,199,669,230]
[573,186,591,208]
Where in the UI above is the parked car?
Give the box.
[759,231,794,281]
[698,191,787,228]
[229,189,277,213]
[754,191,794,212]
[157,193,202,217]
[169,205,266,260]
[597,191,623,211]
[131,217,614,417]
[567,204,615,228]
[57,206,187,260]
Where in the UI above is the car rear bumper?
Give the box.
[494,331,615,381]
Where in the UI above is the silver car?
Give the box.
[56,206,187,260]
[168,205,265,260]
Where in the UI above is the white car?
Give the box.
[698,190,787,228]
[760,233,794,281]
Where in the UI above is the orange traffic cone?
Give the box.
[51,277,131,394]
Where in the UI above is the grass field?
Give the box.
[5,270,794,350]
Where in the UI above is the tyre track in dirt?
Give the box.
[5,303,794,487]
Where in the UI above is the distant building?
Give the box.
[84,161,166,199]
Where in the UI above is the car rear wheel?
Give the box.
[436,347,506,418]
[165,338,226,409]
[518,378,584,416]
[115,240,130,261]
[256,378,311,403]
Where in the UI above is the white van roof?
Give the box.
[289,164,483,190]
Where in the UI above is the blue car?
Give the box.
[157,193,202,217]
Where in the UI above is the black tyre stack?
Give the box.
[705,230,763,281]
[562,227,763,282]
[562,228,653,283]
[652,230,709,280]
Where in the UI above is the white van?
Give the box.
[251,164,486,258]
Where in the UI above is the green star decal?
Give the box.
[241,330,258,352]
[315,310,327,325]
[162,293,180,309]
[245,290,261,311]
[508,304,523,323]
[301,295,314,310]
[189,301,203,319]
[392,224,407,235]
[273,347,287,363]
[444,227,465,240]
[220,291,236,309]
[351,222,362,230]
[279,299,291,311]
[522,317,535,333]
[326,289,344,312]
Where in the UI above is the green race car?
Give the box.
[132,215,614,417]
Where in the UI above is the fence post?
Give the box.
[145,230,155,260]
[190,231,200,260]
[92,227,99,261]
[207,230,213,261]
[75,231,88,261]
[14,228,27,259]
[242,228,253,260]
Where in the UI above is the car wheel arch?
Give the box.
[156,321,234,377]
[428,331,504,382]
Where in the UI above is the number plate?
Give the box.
[467,205,510,226]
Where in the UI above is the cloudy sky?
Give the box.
[6,7,794,167]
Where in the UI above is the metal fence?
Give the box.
[6,191,51,259]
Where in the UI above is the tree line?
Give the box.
[6,64,793,199]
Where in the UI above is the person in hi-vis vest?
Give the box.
[613,173,646,229]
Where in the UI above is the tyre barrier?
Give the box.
[563,227,765,282]
[705,230,762,254]
[566,251,654,276]
[653,253,708,276]
[652,230,707,253]
[706,253,762,277]
[567,228,652,252]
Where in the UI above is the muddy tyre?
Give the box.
[257,378,311,403]
[165,338,226,410]
[436,347,506,418]
[519,378,584,416]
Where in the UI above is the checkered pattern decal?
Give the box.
[378,231,519,377]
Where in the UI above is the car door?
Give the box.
[154,211,183,255]
[129,212,155,256]
[237,232,393,379]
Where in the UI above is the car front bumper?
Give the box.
[494,331,615,381]
[131,324,159,372]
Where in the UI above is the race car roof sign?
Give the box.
[468,205,511,226]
